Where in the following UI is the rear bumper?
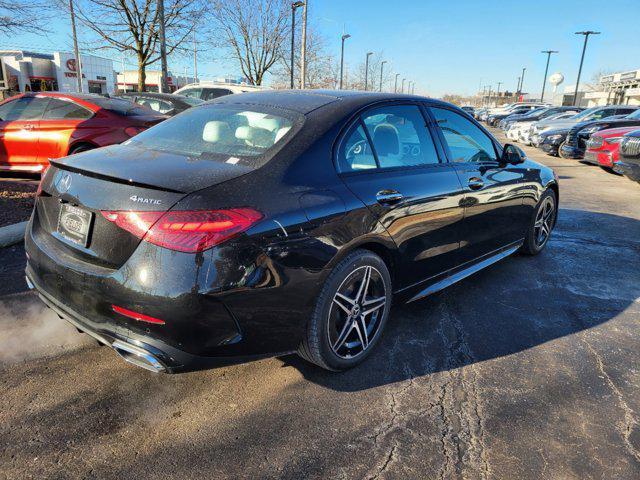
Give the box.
[24,210,320,372]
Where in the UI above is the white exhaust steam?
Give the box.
[0,292,94,365]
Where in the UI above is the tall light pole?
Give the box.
[394,73,399,93]
[68,0,83,93]
[573,31,601,106]
[482,85,487,107]
[379,60,387,92]
[290,1,304,89]
[496,81,503,102]
[515,76,520,95]
[401,78,406,93]
[157,0,169,93]
[339,33,351,89]
[364,52,373,91]
[519,67,526,95]
[193,27,198,82]
[299,0,308,89]
[540,50,558,102]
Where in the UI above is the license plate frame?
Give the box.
[57,203,94,247]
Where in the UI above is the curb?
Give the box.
[0,221,27,248]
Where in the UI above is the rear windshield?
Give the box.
[90,97,154,116]
[126,103,301,165]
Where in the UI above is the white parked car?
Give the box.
[174,82,266,101]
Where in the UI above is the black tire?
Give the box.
[69,144,94,155]
[557,141,568,158]
[520,189,557,255]
[298,249,392,371]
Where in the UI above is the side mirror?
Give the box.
[501,144,526,165]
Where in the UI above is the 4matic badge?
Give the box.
[129,195,162,205]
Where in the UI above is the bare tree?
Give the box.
[0,1,49,34]
[209,0,290,86]
[71,0,201,92]
[273,23,337,89]
[348,52,392,92]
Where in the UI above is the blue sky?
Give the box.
[4,0,640,97]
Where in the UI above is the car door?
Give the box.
[38,97,94,163]
[428,106,530,263]
[0,96,48,168]
[337,103,466,288]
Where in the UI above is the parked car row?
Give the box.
[0,82,259,172]
[479,102,640,185]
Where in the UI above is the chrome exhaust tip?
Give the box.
[112,340,166,373]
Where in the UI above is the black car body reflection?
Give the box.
[25,90,558,373]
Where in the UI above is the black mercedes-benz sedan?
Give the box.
[25,90,559,373]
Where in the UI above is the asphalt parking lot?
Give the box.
[1,130,639,480]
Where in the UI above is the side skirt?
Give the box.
[406,240,523,304]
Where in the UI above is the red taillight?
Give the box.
[101,208,262,253]
[124,126,147,137]
[112,304,165,325]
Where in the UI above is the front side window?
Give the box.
[430,107,497,163]
[90,97,152,116]
[127,104,298,167]
[43,98,93,120]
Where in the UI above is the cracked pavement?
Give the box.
[1,128,639,479]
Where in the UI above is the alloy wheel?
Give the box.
[534,196,555,248]
[328,265,387,359]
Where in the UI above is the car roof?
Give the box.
[118,91,188,102]
[212,89,449,115]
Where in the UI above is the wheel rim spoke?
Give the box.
[362,297,385,316]
[353,320,367,349]
[332,318,354,351]
[534,197,554,247]
[333,294,354,315]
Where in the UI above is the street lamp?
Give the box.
[401,77,406,93]
[573,31,601,106]
[518,67,526,94]
[496,81,503,100]
[540,50,558,102]
[379,60,387,92]
[339,33,351,89]
[290,1,304,89]
[515,76,520,98]
[364,52,373,91]
[394,73,400,93]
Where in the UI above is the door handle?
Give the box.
[376,190,404,205]
[468,177,484,190]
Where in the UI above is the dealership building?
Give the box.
[583,69,640,106]
[0,50,115,96]
[115,70,195,93]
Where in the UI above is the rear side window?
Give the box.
[430,107,497,163]
[90,97,153,116]
[202,88,233,101]
[1,97,48,121]
[181,88,202,99]
[0,99,16,120]
[43,98,93,120]
[126,104,299,167]
[337,123,377,171]
[337,104,440,172]
[135,97,174,114]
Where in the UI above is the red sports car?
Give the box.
[584,126,639,171]
[0,92,167,172]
